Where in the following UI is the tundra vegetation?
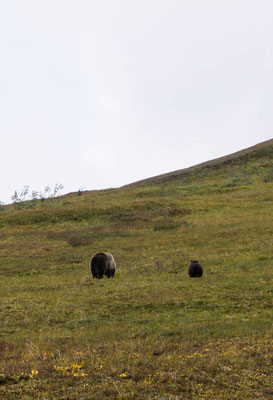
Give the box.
[10,183,64,209]
[0,141,272,399]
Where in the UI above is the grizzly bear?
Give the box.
[90,252,116,279]
[188,260,203,277]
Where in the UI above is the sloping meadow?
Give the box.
[0,147,272,399]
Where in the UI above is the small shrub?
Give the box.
[223,177,243,187]
[167,207,191,216]
[47,230,94,247]
[11,186,30,203]
[10,184,64,205]
[77,186,85,196]
[224,167,256,187]
[153,219,180,231]
[109,212,138,222]
[264,167,273,182]
[0,373,31,385]
[136,191,154,198]
[178,185,202,191]
[65,236,94,247]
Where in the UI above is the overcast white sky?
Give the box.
[1,0,272,203]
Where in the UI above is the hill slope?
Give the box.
[0,139,272,399]
[124,138,273,187]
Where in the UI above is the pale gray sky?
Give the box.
[1,0,272,203]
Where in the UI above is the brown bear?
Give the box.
[188,260,203,277]
[90,252,116,279]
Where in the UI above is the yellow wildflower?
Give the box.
[120,372,130,378]
[29,370,39,378]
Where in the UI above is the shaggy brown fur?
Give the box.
[188,260,203,277]
[90,252,116,279]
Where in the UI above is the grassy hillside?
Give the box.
[0,140,272,399]
[124,138,273,187]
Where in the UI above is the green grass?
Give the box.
[0,142,272,399]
